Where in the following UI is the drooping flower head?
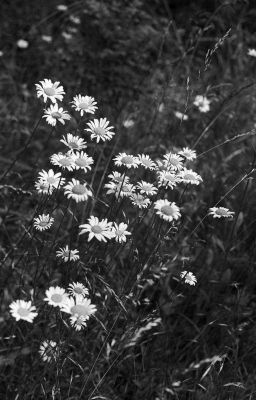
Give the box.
[38,169,65,189]
[178,168,202,185]
[158,171,181,189]
[112,222,131,243]
[180,271,197,285]
[208,207,234,219]
[137,154,156,170]
[50,153,75,171]
[34,214,54,231]
[56,245,80,262]
[178,147,197,161]
[60,133,87,152]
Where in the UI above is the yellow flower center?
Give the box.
[18,307,30,317]
[71,304,90,317]
[121,156,133,164]
[161,205,175,216]
[75,158,90,167]
[51,294,63,303]
[79,101,90,110]
[94,127,106,136]
[44,87,56,96]
[51,112,62,119]
[72,184,87,195]
[91,225,103,234]
[59,157,72,166]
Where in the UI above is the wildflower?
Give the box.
[193,95,210,113]
[56,4,68,11]
[9,300,38,323]
[154,199,181,222]
[79,216,114,242]
[70,315,87,331]
[64,179,92,203]
[108,171,130,184]
[158,171,181,189]
[155,159,170,173]
[50,153,75,171]
[60,133,87,152]
[34,214,54,231]
[112,222,131,243]
[123,119,134,128]
[62,32,72,40]
[35,179,54,195]
[68,282,88,297]
[42,35,52,43]
[114,152,139,169]
[178,147,197,161]
[136,181,157,196]
[69,15,80,24]
[137,154,156,170]
[174,111,188,120]
[105,181,134,198]
[178,168,202,185]
[71,151,94,172]
[248,48,256,57]
[71,94,97,116]
[35,79,65,103]
[181,271,197,285]
[43,104,71,126]
[61,294,97,320]
[56,245,80,262]
[17,39,29,49]
[38,169,65,188]
[85,118,115,143]
[163,153,183,171]
[44,286,68,308]
[39,340,58,362]
[208,207,234,219]
[130,194,150,209]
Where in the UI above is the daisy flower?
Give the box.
[39,340,58,363]
[193,95,210,113]
[44,286,68,308]
[105,181,135,198]
[154,199,181,222]
[38,169,65,189]
[50,153,75,171]
[123,119,134,128]
[60,133,87,152]
[9,300,38,323]
[208,207,234,219]
[130,194,150,209]
[35,179,54,195]
[136,181,157,196]
[174,111,188,120]
[163,153,183,171]
[178,147,197,161]
[158,171,181,189]
[248,48,256,57]
[180,271,197,286]
[71,151,94,172]
[79,216,114,242]
[56,245,80,262]
[178,168,202,185]
[114,152,139,169]
[137,154,156,170]
[85,118,115,143]
[61,294,97,320]
[70,315,88,331]
[108,171,130,184]
[71,94,98,116]
[35,79,65,103]
[68,282,89,297]
[64,179,92,203]
[43,104,71,126]
[34,214,54,231]
[112,222,131,243]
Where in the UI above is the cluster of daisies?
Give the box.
[10,78,236,332]
[10,282,96,331]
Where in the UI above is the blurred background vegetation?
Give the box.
[1,0,256,399]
